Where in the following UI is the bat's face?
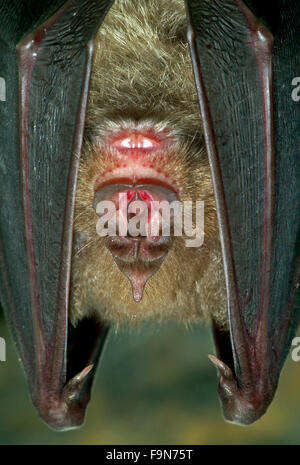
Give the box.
[70,0,227,330]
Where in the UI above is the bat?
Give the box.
[0,0,299,430]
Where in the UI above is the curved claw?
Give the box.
[209,354,274,425]
[34,364,95,431]
[208,354,234,382]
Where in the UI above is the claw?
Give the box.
[208,354,233,381]
[64,364,94,403]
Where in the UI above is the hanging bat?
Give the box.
[0,0,299,430]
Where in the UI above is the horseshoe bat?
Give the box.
[0,0,299,430]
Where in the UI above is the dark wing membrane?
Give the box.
[0,0,113,430]
[185,0,300,424]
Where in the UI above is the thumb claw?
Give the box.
[208,354,234,381]
[64,364,94,403]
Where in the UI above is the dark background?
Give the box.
[0,307,300,444]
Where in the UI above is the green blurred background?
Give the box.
[0,306,300,445]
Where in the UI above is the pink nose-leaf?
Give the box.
[93,181,179,302]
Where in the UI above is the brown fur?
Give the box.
[70,0,227,329]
